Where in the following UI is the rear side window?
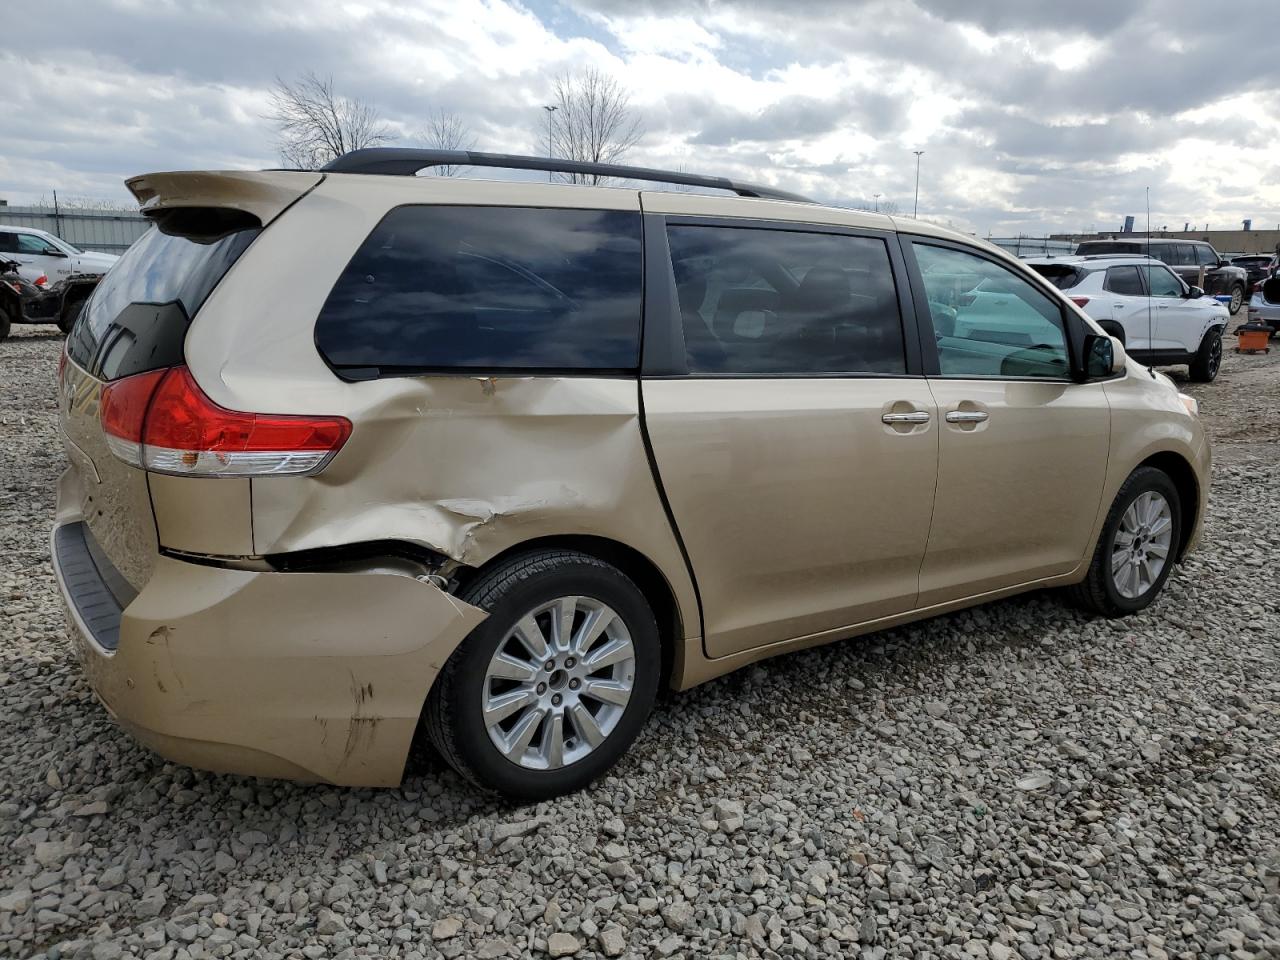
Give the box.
[1027,264,1084,290]
[665,225,906,375]
[1104,265,1144,295]
[315,206,642,375]
[67,224,259,381]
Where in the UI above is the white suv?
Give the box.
[1026,255,1229,382]
[0,225,118,285]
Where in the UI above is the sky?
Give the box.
[2,0,1277,236]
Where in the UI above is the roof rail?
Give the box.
[320,148,813,203]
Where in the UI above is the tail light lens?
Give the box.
[1070,297,1091,308]
[99,366,351,477]
[35,274,48,288]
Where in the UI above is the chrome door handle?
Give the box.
[882,411,931,424]
[945,410,989,424]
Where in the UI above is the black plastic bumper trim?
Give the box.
[53,522,131,652]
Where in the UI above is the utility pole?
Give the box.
[873,193,881,213]
[912,150,924,217]
[542,105,557,182]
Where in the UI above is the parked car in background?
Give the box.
[52,150,1210,799]
[0,227,115,333]
[1247,275,1280,335]
[1231,255,1273,288]
[1073,237,1249,315]
[1026,255,1229,381]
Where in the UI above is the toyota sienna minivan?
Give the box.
[52,150,1210,799]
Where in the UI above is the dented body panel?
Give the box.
[53,464,487,785]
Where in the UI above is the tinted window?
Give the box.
[1197,245,1218,266]
[67,225,259,380]
[914,243,1069,380]
[1027,264,1084,290]
[17,233,57,255]
[1105,265,1145,296]
[666,225,905,375]
[1165,243,1195,266]
[315,206,642,374]
[1145,265,1183,298]
[1075,241,1140,256]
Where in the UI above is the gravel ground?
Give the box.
[2,322,1279,960]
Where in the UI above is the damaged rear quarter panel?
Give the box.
[248,375,699,638]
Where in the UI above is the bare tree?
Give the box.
[268,72,394,169]
[548,68,643,184]
[415,109,476,176]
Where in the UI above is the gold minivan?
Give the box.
[52,151,1210,799]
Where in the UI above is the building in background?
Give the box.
[0,202,148,255]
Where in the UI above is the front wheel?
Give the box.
[0,302,11,342]
[1069,467,1182,618]
[424,550,660,800]
[1188,328,1223,382]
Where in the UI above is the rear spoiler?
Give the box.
[126,170,325,230]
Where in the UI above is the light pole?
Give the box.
[873,193,881,213]
[542,105,557,182]
[912,150,924,217]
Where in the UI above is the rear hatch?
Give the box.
[58,170,322,594]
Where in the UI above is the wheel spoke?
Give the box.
[488,652,538,683]
[553,596,578,654]
[582,636,633,672]
[568,702,606,748]
[1145,541,1169,560]
[573,605,615,655]
[501,706,546,759]
[1149,515,1172,539]
[514,614,549,660]
[581,678,631,706]
[1114,530,1136,549]
[1124,562,1140,598]
[541,711,566,768]
[484,687,536,727]
[1121,505,1140,533]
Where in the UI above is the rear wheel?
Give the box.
[1069,466,1181,618]
[58,293,88,334]
[1228,284,1245,315]
[0,301,11,342]
[1188,328,1223,382]
[425,550,660,800]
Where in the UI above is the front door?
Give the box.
[907,240,1111,606]
[1143,262,1197,351]
[641,215,938,658]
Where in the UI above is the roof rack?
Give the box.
[320,148,813,203]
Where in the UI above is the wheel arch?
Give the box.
[455,534,685,689]
[1138,451,1200,561]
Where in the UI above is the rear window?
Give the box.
[1075,241,1140,256]
[1027,263,1085,290]
[315,206,643,377]
[67,224,259,381]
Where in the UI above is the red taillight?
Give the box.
[1070,297,1091,308]
[99,366,351,477]
[35,274,48,288]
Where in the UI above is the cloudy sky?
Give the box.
[3,0,1277,235]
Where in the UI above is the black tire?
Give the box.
[1188,327,1223,382]
[1228,284,1245,315]
[0,302,11,342]
[425,549,660,800]
[57,295,86,335]
[1068,466,1182,618]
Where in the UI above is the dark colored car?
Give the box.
[1231,255,1273,288]
[1074,238,1250,315]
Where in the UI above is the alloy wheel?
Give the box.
[1111,491,1174,599]
[482,595,635,770]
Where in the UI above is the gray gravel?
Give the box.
[3,322,1280,959]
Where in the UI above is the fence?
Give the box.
[0,204,148,255]
[987,237,1077,258]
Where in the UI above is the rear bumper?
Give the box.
[1246,297,1280,330]
[51,477,487,786]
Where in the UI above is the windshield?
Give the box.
[49,235,83,255]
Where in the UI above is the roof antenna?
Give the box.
[1143,187,1156,378]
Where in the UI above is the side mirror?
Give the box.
[1218,259,1231,268]
[44,248,68,258]
[1082,332,1124,379]
[1185,285,1204,299]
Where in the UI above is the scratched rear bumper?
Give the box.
[51,518,487,787]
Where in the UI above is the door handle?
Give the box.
[1113,303,1126,309]
[945,410,989,424]
[881,411,931,424]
